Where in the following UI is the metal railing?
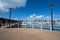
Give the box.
[20,22,60,31]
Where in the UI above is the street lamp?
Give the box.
[9,8,12,28]
[50,0,54,31]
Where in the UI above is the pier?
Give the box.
[0,18,22,28]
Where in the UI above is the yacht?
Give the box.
[21,22,26,25]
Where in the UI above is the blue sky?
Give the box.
[0,0,60,20]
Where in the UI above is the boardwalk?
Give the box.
[1,23,19,28]
[0,18,22,28]
[0,28,60,40]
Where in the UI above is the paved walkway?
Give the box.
[0,28,60,40]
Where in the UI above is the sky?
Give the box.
[0,0,60,20]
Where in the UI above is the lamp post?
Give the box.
[9,8,12,28]
[50,0,54,31]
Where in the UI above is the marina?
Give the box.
[0,0,60,40]
[20,21,60,31]
[0,17,60,32]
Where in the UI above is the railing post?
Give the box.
[25,24,26,28]
[41,22,42,30]
[50,24,52,31]
[18,22,19,28]
[32,23,33,29]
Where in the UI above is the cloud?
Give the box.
[0,0,27,12]
[29,14,44,19]
[46,16,50,19]
[30,14,36,18]
[36,15,44,19]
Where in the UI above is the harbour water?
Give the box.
[19,23,60,31]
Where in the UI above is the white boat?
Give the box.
[21,22,26,25]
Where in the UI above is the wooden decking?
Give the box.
[0,28,60,40]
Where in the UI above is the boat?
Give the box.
[21,22,26,25]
